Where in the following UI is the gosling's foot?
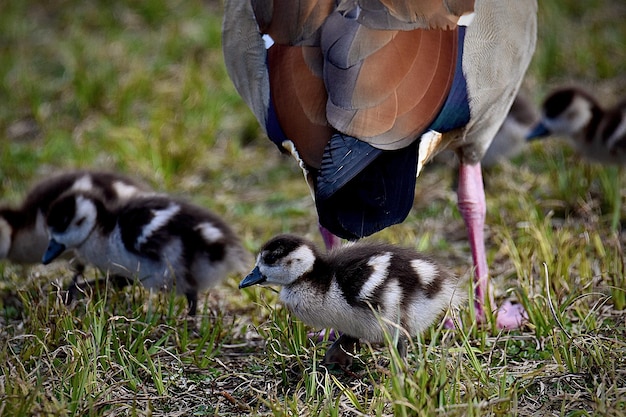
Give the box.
[322,334,360,369]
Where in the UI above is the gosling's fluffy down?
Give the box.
[240,234,466,367]
[44,191,251,315]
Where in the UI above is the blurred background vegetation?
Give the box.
[0,1,625,415]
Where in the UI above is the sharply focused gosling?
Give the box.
[240,234,466,368]
[43,191,251,315]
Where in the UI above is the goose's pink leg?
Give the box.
[319,224,342,250]
[457,162,527,329]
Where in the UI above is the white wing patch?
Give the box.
[359,252,392,301]
[136,203,180,249]
[458,12,475,26]
[607,117,626,151]
[112,181,141,200]
[263,34,274,49]
[196,222,224,243]
[381,279,403,321]
[71,175,94,192]
[411,259,438,287]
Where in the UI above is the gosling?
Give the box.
[240,234,465,368]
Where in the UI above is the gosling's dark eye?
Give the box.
[264,248,284,265]
[264,253,278,265]
[75,217,86,227]
[59,214,73,230]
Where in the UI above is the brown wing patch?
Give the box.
[325,25,458,149]
[265,1,463,164]
[374,29,457,148]
[268,44,333,168]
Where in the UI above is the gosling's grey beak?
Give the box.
[42,239,66,265]
[239,266,267,289]
[526,122,551,141]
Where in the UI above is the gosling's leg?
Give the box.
[185,291,198,316]
[396,336,408,359]
[322,334,360,369]
[65,273,133,304]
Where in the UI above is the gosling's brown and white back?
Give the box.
[240,234,465,365]
[43,191,252,315]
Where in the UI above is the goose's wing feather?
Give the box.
[252,0,474,42]
[223,0,471,161]
[222,0,270,131]
[322,11,458,150]
[252,0,335,45]
[266,5,462,170]
[267,44,332,167]
[352,0,474,30]
[316,138,419,239]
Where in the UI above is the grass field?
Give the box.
[1,1,625,415]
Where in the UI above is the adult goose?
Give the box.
[223,0,537,328]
